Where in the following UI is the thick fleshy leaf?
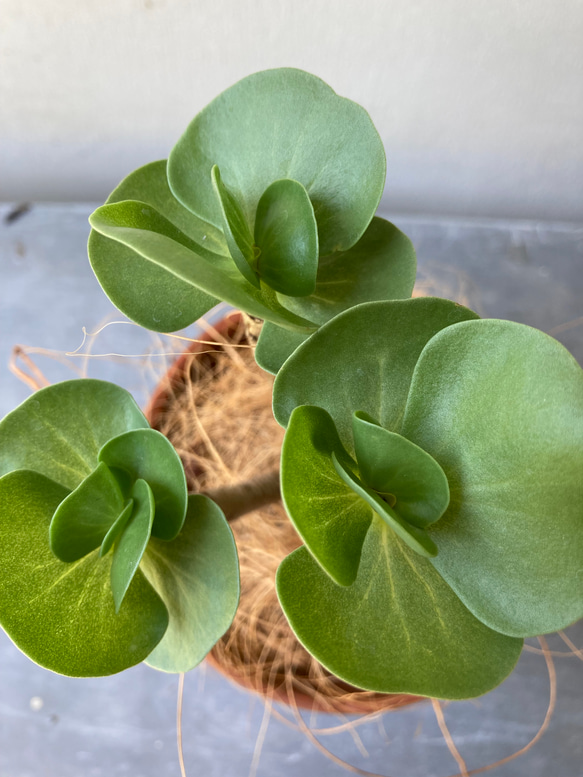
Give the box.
[89,200,316,334]
[0,470,168,677]
[401,319,583,637]
[98,428,187,541]
[142,495,239,673]
[100,499,134,557]
[276,519,523,699]
[0,380,149,491]
[331,452,437,559]
[168,68,385,256]
[281,405,372,586]
[211,165,260,288]
[352,412,449,529]
[254,321,309,375]
[279,217,417,326]
[88,160,219,332]
[273,298,479,451]
[50,462,126,562]
[254,179,318,297]
[111,479,155,613]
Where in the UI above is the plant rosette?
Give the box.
[0,379,239,677]
[272,297,583,700]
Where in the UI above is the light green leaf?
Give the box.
[90,200,316,333]
[276,520,523,699]
[331,452,437,559]
[279,217,417,326]
[0,470,168,677]
[352,411,449,529]
[142,495,240,673]
[98,428,187,541]
[111,479,155,613]
[49,462,125,562]
[254,179,318,297]
[168,68,385,256]
[254,322,309,375]
[0,380,149,491]
[273,298,479,450]
[401,319,583,637]
[100,499,134,558]
[211,165,260,288]
[88,160,219,332]
[281,406,372,586]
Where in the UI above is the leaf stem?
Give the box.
[201,470,281,522]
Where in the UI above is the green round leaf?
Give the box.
[0,470,168,677]
[276,520,523,699]
[254,179,318,297]
[142,495,240,673]
[88,160,220,332]
[273,298,479,451]
[401,319,583,637]
[168,68,385,256]
[255,322,309,375]
[0,380,149,491]
[98,428,187,541]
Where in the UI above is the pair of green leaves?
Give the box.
[0,380,239,677]
[88,69,416,372]
[273,297,583,699]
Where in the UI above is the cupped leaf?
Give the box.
[90,200,316,334]
[281,406,373,586]
[88,160,219,332]
[331,453,437,559]
[273,298,479,450]
[280,217,417,326]
[0,470,168,677]
[254,179,318,297]
[211,165,260,288]
[168,68,386,256]
[401,319,583,637]
[50,462,125,562]
[352,412,450,529]
[276,519,523,699]
[142,495,240,673]
[111,479,155,613]
[255,321,309,375]
[100,499,134,557]
[98,428,187,541]
[0,380,149,491]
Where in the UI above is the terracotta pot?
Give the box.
[145,312,421,714]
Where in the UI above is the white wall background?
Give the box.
[1,0,582,220]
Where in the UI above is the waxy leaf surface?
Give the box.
[277,520,523,699]
[401,319,583,637]
[168,68,385,256]
[0,470,168,677]
[142,496,240,672]
[88,160,219,332]
[0,380,149,491]
[99,428,187,541]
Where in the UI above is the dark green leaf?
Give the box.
[281,406,372,586]
[254,179,318,297]
[211,165,260,288]
[401,319,583,637]
[142,495,240,673]
[50,462,125,562]
[273,298,479,451]
[254,321,309,375]
[88,160,219,332]
[0,380,149,491]
[100,499,134,557]
[276,520,523,699]
[168,68,385,256]
[0,470,168,677]
[352,411,449,529]
[111,479,155,613]
[98,428,187,541]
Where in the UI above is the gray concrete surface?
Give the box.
[1,204,582,776]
